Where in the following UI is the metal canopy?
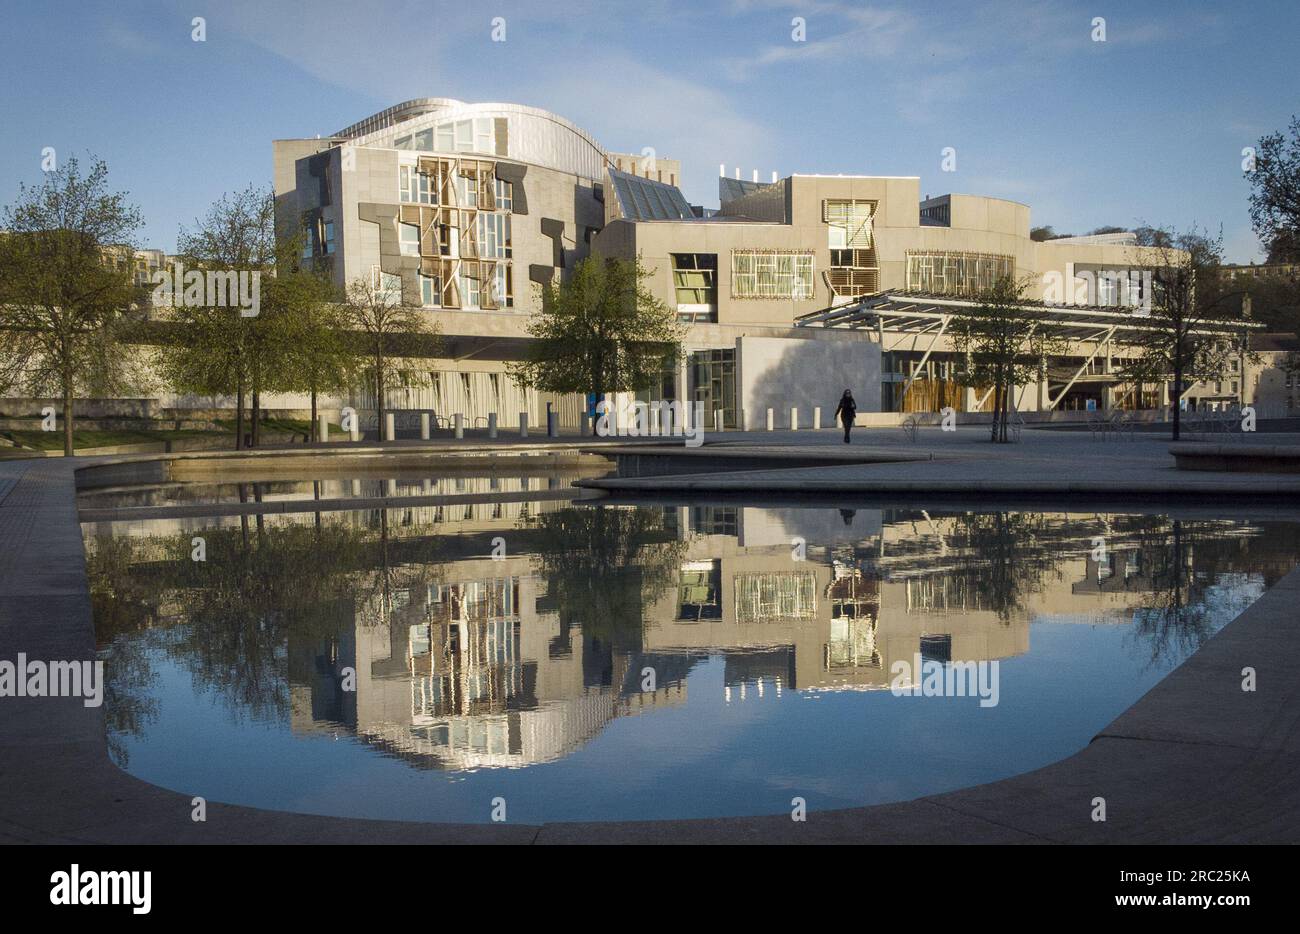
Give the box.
[795,291,1260,344]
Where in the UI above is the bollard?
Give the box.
[384,412,395,442]
[582,412,593,436]
[766,408,774,431]
[790,407,799,431]
[740,408,748,432]
[813,406,821,430]
[386,478,397,497]
[349,419,359,443]
[547,410,559,438]
[603,394,615,435]
[318,414,329,444]
[714,409,723,433]
[420,412,430,440]
[454,413,464,439]
[422,478,432,493]
[488,412,498,439]
[519,413,529,438]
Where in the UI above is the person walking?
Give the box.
[834,389,857,444]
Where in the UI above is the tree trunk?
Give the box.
[989,368,1002,443]
[251,388,261,448]
[235,383,245,451]
[62,377,74,458]
[1172,363,1182,441]
[375,357,386,441]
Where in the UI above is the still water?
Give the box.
[82,497,1299,823]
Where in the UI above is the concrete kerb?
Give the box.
[1,453,1299,844]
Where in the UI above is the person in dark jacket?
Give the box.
[834,389,857,443]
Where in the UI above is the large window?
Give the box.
[734,573,817,623]
[731,250,814,300]
[399,165,436,204]
[394,118,495,155]
[824,199,875,248]
[905,251,1013,296]
[475,212,511,259]
[671,253,717,318]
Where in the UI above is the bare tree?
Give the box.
[340,276,438,437]
[951,276,1061,443]
[1247,115,1300,263]
[1125,228,1247,440]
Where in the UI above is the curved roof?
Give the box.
[333,98,609,180]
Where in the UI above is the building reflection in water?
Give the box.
[84,501,1295,773]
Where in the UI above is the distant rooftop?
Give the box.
[608,168,695,221]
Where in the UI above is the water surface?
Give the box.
[83,500,1298,823]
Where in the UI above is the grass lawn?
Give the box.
[2,419,341,452]
[1,427,218,451]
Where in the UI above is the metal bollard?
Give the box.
[454,413,464,439]
[488,412,498,439]
[384,412,395,442]
[813,407,821,430]
[740,408,748,432]
[519,413,528,438]
[318,414,329,443]
[420,412,430,440]
[790,407,799,431]
[766,408,774,431]
[547,410,559,438]
[714,409,723,433]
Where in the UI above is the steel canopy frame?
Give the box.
[797,292,1260,345]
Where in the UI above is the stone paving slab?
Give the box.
[581,427,1300,496]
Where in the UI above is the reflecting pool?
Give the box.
[82,500,1300,823]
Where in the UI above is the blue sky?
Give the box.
[1,0,1294,261]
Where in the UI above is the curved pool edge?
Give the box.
[2,456,1297,845]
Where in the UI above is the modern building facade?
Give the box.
[266,97,1260,428]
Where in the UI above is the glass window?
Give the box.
[323,221,335,255]
[671,254,717,311]
[475,213,511,259]
[905,251,1013,296]
[420,273,438,307]
[459,267,481,308]
[400,222,420,256]
[399,165,436,205]
[731,250,814,300]
[494,178,513,212]
[825,200,874,249]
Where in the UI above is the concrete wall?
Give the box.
[736,334,881,426]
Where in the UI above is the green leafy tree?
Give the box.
[509,256,683,433]
[282,283,354,440]
[0,155,146,455]
[159,186,275,449]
